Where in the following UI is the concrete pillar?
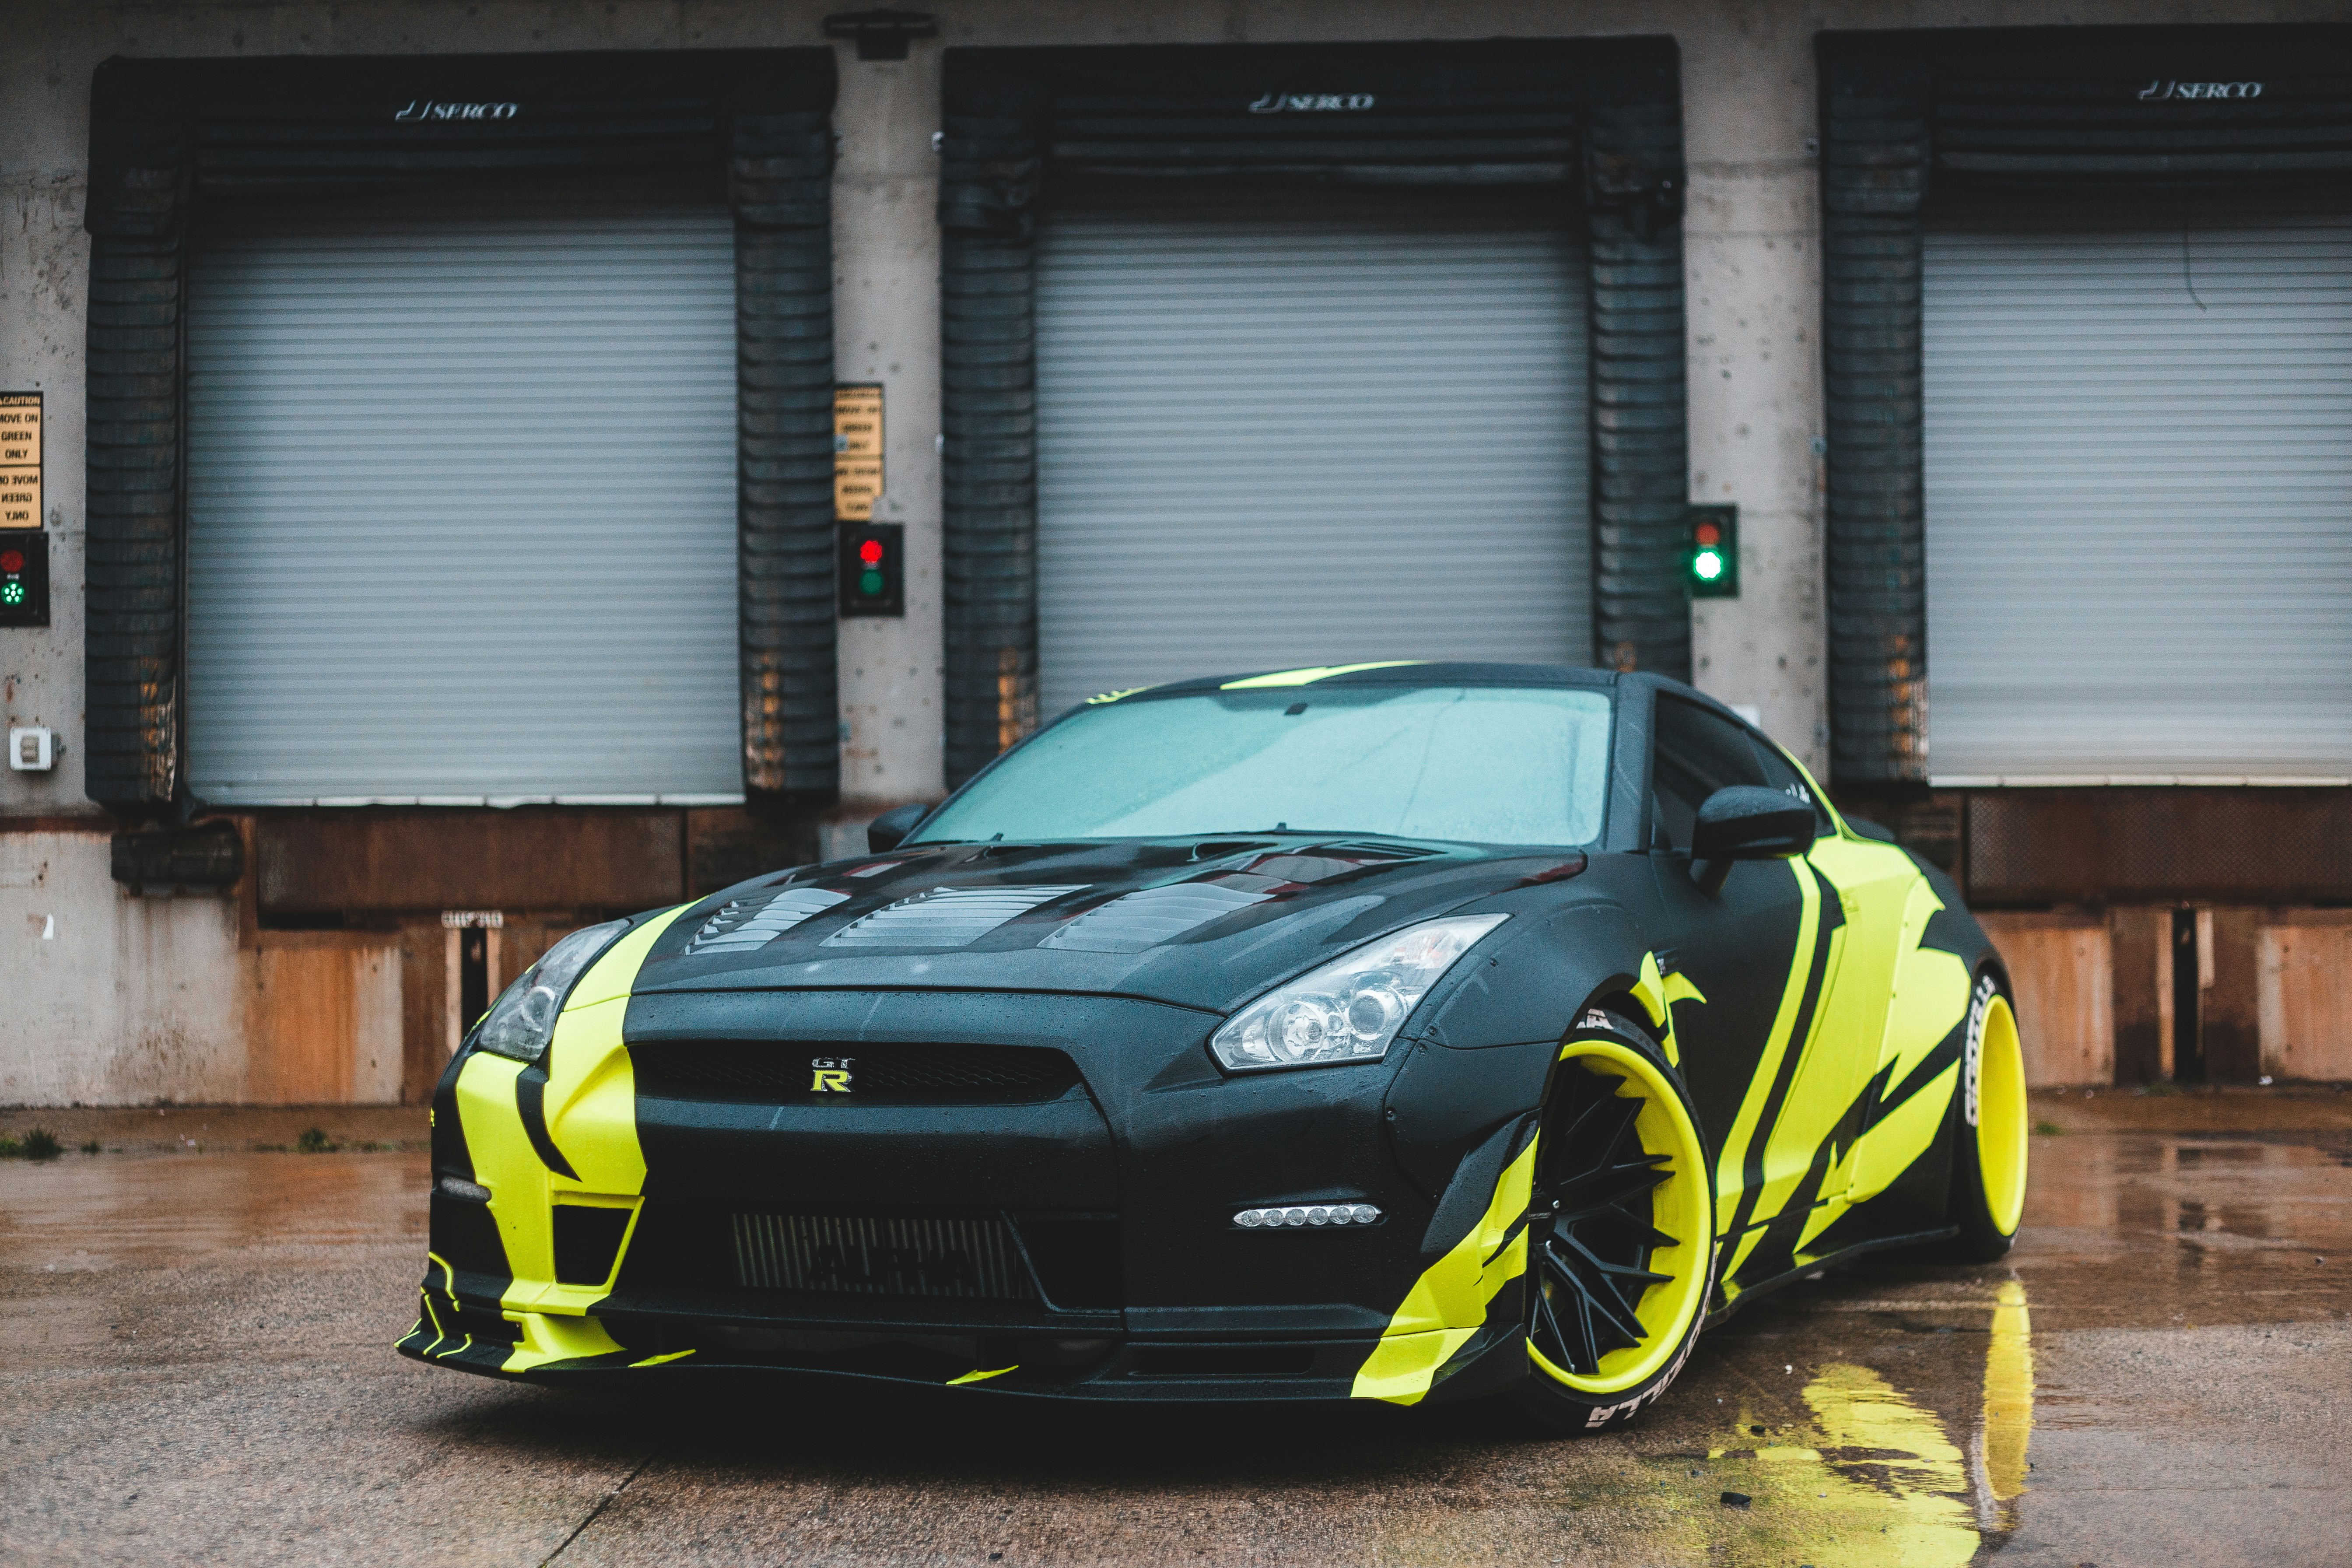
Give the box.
[830,35,947,839]
[1678,15,1826,775]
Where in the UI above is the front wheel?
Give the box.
[1945,970,2029,1262]
[1510,1021,1716,1435]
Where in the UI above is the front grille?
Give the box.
[635,1042,1083,1105]
[733,1213,1039,1301]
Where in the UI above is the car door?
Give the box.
[1644,698,1874,1296]
[1756,741,1974,1221]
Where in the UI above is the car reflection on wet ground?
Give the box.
[2,1102,2347,1567]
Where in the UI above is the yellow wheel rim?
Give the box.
[1976,994,2029,1235]
[1525,1040,1713,1396]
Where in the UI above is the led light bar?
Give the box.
[1234,1203,1381,1229]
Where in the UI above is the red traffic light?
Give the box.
[1693,522,1721,548]
[858,538,884,566]
[0,550,21,574]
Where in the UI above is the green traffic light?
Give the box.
[0,582,21,606]
[859,569,885,596]
[1692,549,1724,582]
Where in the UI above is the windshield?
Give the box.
[913,684,1613,846]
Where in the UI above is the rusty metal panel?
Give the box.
[254,810,683,916]
[2201,907,2263,1085]
[244,934,403,1104]
[398,923,446,1105]
[1974,912,2112,1087]
[1966,789,2352,907]
[2109,906,2167,1087]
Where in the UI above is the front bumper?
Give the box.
[400,986,1556,1404]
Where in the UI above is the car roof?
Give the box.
[1106,661,1623,701]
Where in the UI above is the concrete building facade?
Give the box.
[4,0,2348,1104]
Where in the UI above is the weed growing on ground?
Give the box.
[80,1140,100,1155]
[18,1129,63,1161]
[297,1126,338,1154]
[2033,1119,2064,1136]
[0,1136,16,1158]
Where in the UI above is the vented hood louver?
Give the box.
[1310,841,1443,862]
[687,886,850,955]
[821,885,1088,948]
[1041,880,1272,954]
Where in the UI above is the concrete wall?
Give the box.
[5,0,2346,1104]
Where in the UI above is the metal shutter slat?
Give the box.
[186,189,741,805]
[1034,186,1589,718]
[1923,216,2352,783]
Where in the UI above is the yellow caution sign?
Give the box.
[0,393,40,530]
[834,384,883,522]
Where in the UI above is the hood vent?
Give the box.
[1310,840,1442,862]
[1041,880,1271,954]
[687,886,850,956]
[821,884,1087,948]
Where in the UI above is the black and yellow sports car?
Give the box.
[402,663,2028,1431]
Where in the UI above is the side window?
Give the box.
[1650,698,1769,851]
[1749,736,1838,835]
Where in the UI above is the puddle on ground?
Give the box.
[0,1147,426,1272]
[1369,1282,2035,1567]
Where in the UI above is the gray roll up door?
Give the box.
[186,184,741,806]
[1923,211,2352,783]
[1034,185,1589,717]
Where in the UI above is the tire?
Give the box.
[1508,1016,1717,1435]
[1945,969,2030,1263]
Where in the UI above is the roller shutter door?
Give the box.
[1923,214,2352,782]
[186,186,741,806]
[1035,186,1589,717]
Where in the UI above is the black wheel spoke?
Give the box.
[1526,1056,1689,1378]
[1551,1234,1648,1346]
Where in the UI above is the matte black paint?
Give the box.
[410,666,2003,1403]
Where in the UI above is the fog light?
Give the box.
[436,1175,491,1202]
[1234,1204,1380,1229]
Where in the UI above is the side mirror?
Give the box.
[1689,786,1816,896]
[866,801,931,853]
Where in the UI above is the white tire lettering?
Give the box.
[1964,973,1998,1128]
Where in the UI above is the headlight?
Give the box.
[472,919,629,1065]
[1210,913,1509,1072]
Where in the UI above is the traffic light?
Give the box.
[838,522,904,617]
[1686,504,1738,599]
[0,532,47,628]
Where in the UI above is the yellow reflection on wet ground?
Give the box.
[1691,1279,2036,1564]
[1979,1279,2034,1526]
[1360,1274,2046,1566]
[1707,1362,1978,1565]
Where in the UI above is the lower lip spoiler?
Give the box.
[399,1288,1389,1403]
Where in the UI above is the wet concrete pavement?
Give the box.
[3,1103,2348,1567]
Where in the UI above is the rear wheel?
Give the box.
[1946,971,2029,1262]
[1510,1021,1715,1435]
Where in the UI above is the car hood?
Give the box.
[629,836,1581,1015]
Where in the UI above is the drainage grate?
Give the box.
[732,1213,1040,1301]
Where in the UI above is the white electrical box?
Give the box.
[9,726,53,772]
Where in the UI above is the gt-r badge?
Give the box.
[811,1056,855,1092]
